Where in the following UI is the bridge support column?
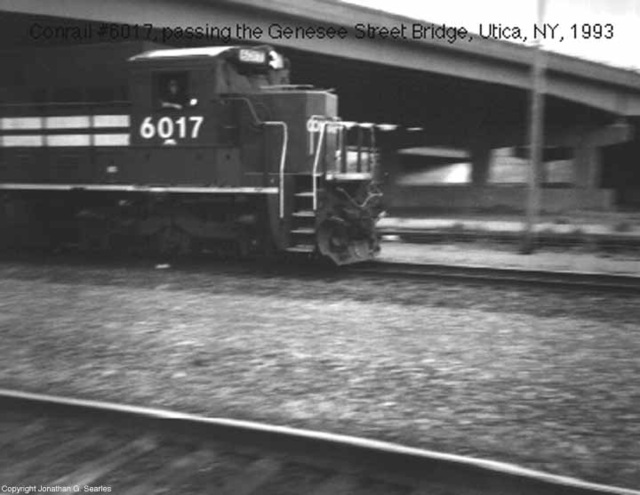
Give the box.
[570,122,632,190]
[568,124,632,211]
[540,122,633,211]
[573,138,601,190]
[470,145,492,185]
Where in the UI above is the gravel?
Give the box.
[0,259,639,489]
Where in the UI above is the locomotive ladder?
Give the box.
[286,175,317,254]
[286,119,376,254]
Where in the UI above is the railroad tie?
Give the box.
[216,457,282,495]
[45,435,157,487]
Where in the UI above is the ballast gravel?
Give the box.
[0,259,638,489]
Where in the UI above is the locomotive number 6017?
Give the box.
[0,44,383,264]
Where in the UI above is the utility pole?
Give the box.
[521,0,546,254]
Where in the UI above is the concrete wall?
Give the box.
[386,185,614,214]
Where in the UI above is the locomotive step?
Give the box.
[286,245,316,253]
[290,228,316,235]
[292,210,315,218]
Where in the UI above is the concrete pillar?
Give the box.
[544,122,631,210]
[470,145,492,186]
[553,122,631,190]
[573,138,601,189]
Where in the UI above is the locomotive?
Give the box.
[0,44,383,264]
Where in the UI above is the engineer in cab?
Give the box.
[159,77,197,110]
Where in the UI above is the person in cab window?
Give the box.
[161,78,187,110]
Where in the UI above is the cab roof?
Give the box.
[129,46,287,70]
[129,46,236,61]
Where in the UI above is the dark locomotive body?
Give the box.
[0,44,382,264]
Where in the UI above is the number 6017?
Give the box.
[139,116,204,140]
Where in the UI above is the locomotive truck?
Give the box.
[0,44,383,264]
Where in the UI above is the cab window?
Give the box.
[155,72,193,110]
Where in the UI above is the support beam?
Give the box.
[548,122,633,148]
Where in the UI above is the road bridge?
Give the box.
[2,0,640,211]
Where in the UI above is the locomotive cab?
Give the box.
[127,46,289,187]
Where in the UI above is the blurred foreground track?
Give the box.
[1,389,639,494]
[350,261,640,294]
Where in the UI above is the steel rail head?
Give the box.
[1,388,638,495]
[351,260,640,293]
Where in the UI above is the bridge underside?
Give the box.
[2,7,640,212]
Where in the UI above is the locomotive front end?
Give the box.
[250,83,384,265]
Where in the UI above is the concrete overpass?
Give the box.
[2,0,640,211]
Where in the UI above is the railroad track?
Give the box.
[378,229,640,250]
[349,260,640,293]
[1,247,639,293]
[1,389,638,494]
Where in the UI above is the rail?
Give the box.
[378,225,640,251]
[349,260,640,293]
[1,388,638,494]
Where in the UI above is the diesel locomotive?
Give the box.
[0,44,383,264]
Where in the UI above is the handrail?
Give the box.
[220,96,263,126]
[307,114,326,155]
[267,121,288,219]
[309,118,379,187]
[356,126,363,172]
[307,115,343,156]
[366,125,376,172]
[339,124,347,173]
[220,96,289,219]
[311,121,328,211]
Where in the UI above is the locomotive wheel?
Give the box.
[317,218,349,264]
[318,218,348,248]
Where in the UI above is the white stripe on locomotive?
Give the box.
[0,114,130,147]
[94,134,129,146]
[45,116,91,129]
